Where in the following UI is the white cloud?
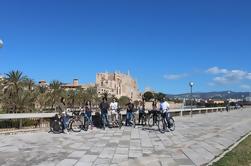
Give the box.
[207,67,251,85]
[207,67,228,74]
[246,73,251,80]
[164,73,188,80]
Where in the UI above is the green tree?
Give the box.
[143,91,154,102]
[1,70,37,113]
[48,80,64,109]
[119,96,130,108]
[155,92,166,102]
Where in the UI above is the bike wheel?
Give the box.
[169,117,175,131]
[52,120,62,134]
[142,115,147,127]
[133,116,136,128]
[158,119,166,134]
[148,114,154,127]
[84,118,89,131]
[71,119,83,132]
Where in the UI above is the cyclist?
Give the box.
[110,98,119,127]
[99,97,110,130]
[138,101,146,125]
[126,99,134,126]
[85,101,93,130]
[160,97,171,128]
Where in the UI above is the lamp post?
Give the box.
[189,82,194,117]
[241,95,245,107]
[0,39,3,48]
[227,91,231,111]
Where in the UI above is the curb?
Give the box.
[207,131,251,166]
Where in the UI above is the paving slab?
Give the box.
[0,109,250,166]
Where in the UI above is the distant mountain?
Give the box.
[167,91,250,100]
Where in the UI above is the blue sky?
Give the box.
[0,0,251,94]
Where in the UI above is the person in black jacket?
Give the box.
[126,99,134,126]
[99,98,110,129]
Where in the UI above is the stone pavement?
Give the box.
[0,109,251,166]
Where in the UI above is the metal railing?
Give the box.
[0,106,234,130]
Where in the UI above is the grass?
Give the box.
[212,135,251,166]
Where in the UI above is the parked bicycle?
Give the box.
[68,111,84,132]
[148,110,161,127]
[111,108,123,129]
[139,111,148,126]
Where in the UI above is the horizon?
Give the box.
[1,0,251,94]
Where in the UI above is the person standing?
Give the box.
[99,98,110,130]
[138,101,146,125]
[58,97,69,134]
[85,101,93,130]
[151,99,158,125]
[110,98,119,127]
[126,99,134,126]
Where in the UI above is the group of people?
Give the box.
[59,96,171,133]
[99,97,136,129]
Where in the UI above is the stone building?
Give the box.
[96,72,141,101]
[61,79,95,91]
[38,71,141,101]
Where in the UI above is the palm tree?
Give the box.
[66,89,77,108]
[5,70,25,95]
[48,80,64,109]
[1,70,37,113]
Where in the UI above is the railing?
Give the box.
[0,106,234,130]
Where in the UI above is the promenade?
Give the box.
[0,109,250,166]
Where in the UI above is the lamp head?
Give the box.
[189,82,194,87]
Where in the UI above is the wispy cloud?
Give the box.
[207,67,251,85]
[207,67,228,74]
[164,73,188,80]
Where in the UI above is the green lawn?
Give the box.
[212,135,251,166]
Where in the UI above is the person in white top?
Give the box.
[110,98,119,126]
[160,97,171,128]
[160,99,170,113]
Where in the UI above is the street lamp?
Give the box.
[241,95,245,106]
[227,91,231,111]
[189,82,194,117]
[0,39,3,48]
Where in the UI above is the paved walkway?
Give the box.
[0,109,251,166]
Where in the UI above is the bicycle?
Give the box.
[111,109,123,129]
[148,110,161,127]
[138,111,148,126]
[158,112,175,133]
[68,111,84,132]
